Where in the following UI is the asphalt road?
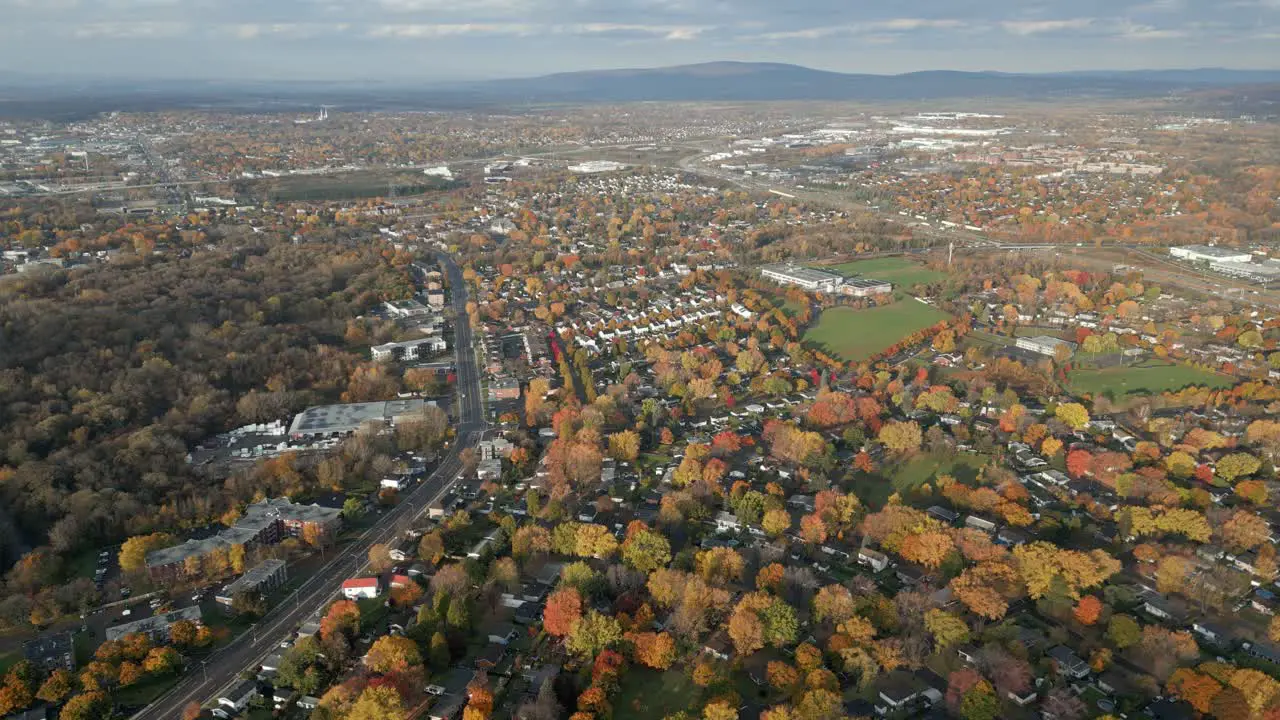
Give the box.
[130,252,484,720]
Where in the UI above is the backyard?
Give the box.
[1068,360,1235,397]
[615,667,703,720]
[804,300,951,362]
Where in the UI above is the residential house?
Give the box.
[873,671,942,716]
[341,577,381,600]
[857,548,890,572]
[218,680,259,715]
[703,631,732,661]
[1047,645,1090,679]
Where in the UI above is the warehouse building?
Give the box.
[1169,245,1253,264]
[1208,258,1280,284]
[288,399,435,439]
[842,278,894,297]
[759,263,843,293]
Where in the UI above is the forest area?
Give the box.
[0,236,420,627]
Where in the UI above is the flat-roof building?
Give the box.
[1208,258,1280,284]
[842,278,894,297]
[760,263,843,293]
[1015,335,1076,358]
[146,498,340,581]
[288,399,433,439]
[1169,245,1253,264]
[216,559,288,607]
[106,606,202,642]
[371,337,447,362]
[383,299,431,318]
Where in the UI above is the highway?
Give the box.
[130,252,484,720]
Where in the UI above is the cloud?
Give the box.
[364,23,538,38]
[226,23,345,40]
[1112,20,1188,39]
[1000,18,1095,35]
[375,0,530,12]
[753,18,967,41]
[363,21,707,40]
[73,21,190,38]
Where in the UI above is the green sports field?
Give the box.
[825,257,947,290]
[804,299,951,362]
[1068,361,1235,397]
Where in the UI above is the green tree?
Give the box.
[1216,453,1261,484]
[567,610,622,657]
[622,528,672,574]
[1107,614,1140,649]
[925,609,970,648]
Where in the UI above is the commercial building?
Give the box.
[1169,245,1253,264]
[383,299,432,319]
[489,377,521,401]
[371,337,447,362]
[146,498,341,581]
[842,278,894,297]
[288,399,434,439]
[759,263,843,293]
[216,559,288,608]
[1208,258,1280,284]
[1015,335,1077,358]
[567,160,627,174]
[106,606,203,642]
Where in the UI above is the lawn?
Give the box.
[615,667,702,720]
[804,300,951,362]
[1068,361,1235,398]
[825,257,947,290]
[853,452,988,508]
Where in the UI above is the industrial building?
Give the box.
[759,263,843,293]
[567,160,627,174]
[371,336,447,362]
[1015,335,1077,358]
[1207,258,1280,284]
[842,278,895,297]
[216,559,288,608]
[288,399,435,439]
[1169,245,1253,264]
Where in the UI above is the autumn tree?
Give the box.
[622,528,672,574]
[567,611,622,657]
[365,635,423,674]
[878,420,923,454]
[544,588,583,638]
[118,533,176,574]
[320,599,361,641]
[630,631,676,670]
[1073,596,1103,626]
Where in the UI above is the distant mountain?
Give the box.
[457,61,1280,102]
[1,62,1278,117]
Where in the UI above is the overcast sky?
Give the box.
[1,0,1277,81]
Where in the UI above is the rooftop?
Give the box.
[760,263,841,284]
[288,399,429,436]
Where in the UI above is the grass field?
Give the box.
[615,668,702,719]
[805,300,951,362]
[826,257,947,290]
[853,452,988,507]
[1068,361,1235,397]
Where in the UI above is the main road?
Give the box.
[130,252,484,720]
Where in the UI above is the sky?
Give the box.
[0,0,1277,81]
